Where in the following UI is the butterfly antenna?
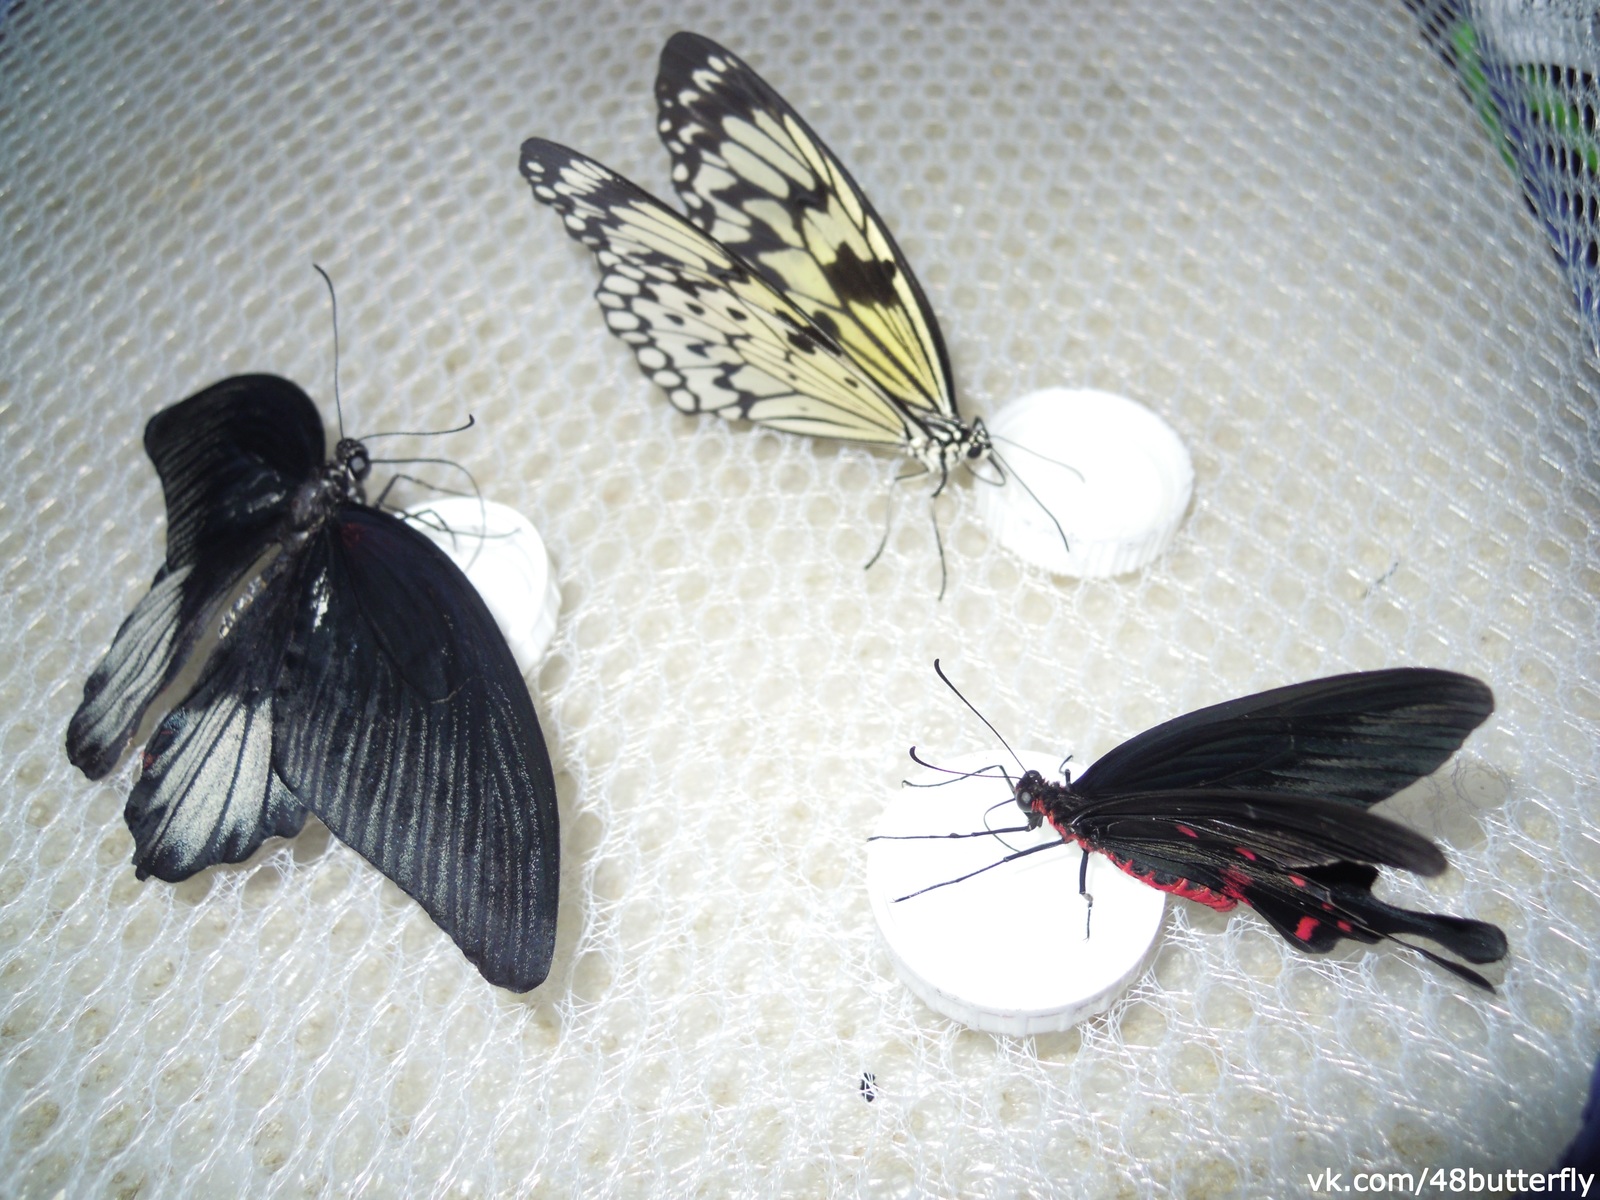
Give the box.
[932,659,1025,774]
[988,446,1071,556]
[903,746,1015,788]
[359,415,477,441]
[990,432,1085,480]
[312,263,346,440]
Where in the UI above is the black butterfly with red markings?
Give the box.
[65,374,559,992]
[894,663,1508,990]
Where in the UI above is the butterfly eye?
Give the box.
[336,438,371,482]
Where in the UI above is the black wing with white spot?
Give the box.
[123,551,310,881]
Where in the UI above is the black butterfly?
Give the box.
[894,663,1509,990]
[65,374,560,992]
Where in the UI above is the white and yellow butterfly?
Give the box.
[520,32,1060,587]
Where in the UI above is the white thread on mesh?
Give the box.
[2,0,1596,1195]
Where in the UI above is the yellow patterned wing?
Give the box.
[655,32,958,422]
[520,138,917,448]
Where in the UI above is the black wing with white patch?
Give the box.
[123,553,309,881]
[1074,668,1495,807]
[273,506,560,993]
[655,32,957,419]
[520,138,913,447]
[67,376,324,779]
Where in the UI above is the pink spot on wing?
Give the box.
[1175,824,1198,838]
[1294,916,1319,941]
[1235,847,1257,861]
[1288,875,1307,887]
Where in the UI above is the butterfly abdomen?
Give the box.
[1101,849,1242,913]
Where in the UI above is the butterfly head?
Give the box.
[1012,768,1048,830]
[334,437,372,498]
[913,417,993,478]
[965,417,993,462]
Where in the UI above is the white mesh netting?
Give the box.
[3,0,1598,1195]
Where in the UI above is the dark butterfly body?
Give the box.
[66,375,559,992]
[924,667,1508,990]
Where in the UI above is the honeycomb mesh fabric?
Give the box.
[1,0,1596,1195]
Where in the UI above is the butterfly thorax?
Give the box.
[287,438,371,535]
[909,415,991,476]
[1012,768,1075,835]
[1011,767,1242,911]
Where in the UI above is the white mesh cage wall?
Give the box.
[1,0,1596,1197]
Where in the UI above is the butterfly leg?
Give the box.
[986,447,1072,558]
[864,463,932,572]
[1078,847,1094,940]
[373,472,465,515]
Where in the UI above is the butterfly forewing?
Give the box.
[67,376,326,779]
[1067,789,1449,875]
[273,507,559,993]
[146,375,327,570]
[1074,668,1495,805]
[521,139,912,447]
[655,31,957,419]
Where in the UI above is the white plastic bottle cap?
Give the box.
[868,749,1166,1034]
[977,387,1193,578]
[400,496,561,675]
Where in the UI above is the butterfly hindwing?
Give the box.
[1068,788,1448,875]
[655,31,956,419]
[67,375,325,779]
[520,138,912,447]
[123,560,310,881]
[1074,668,1495,806]
[273,506,560,993]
